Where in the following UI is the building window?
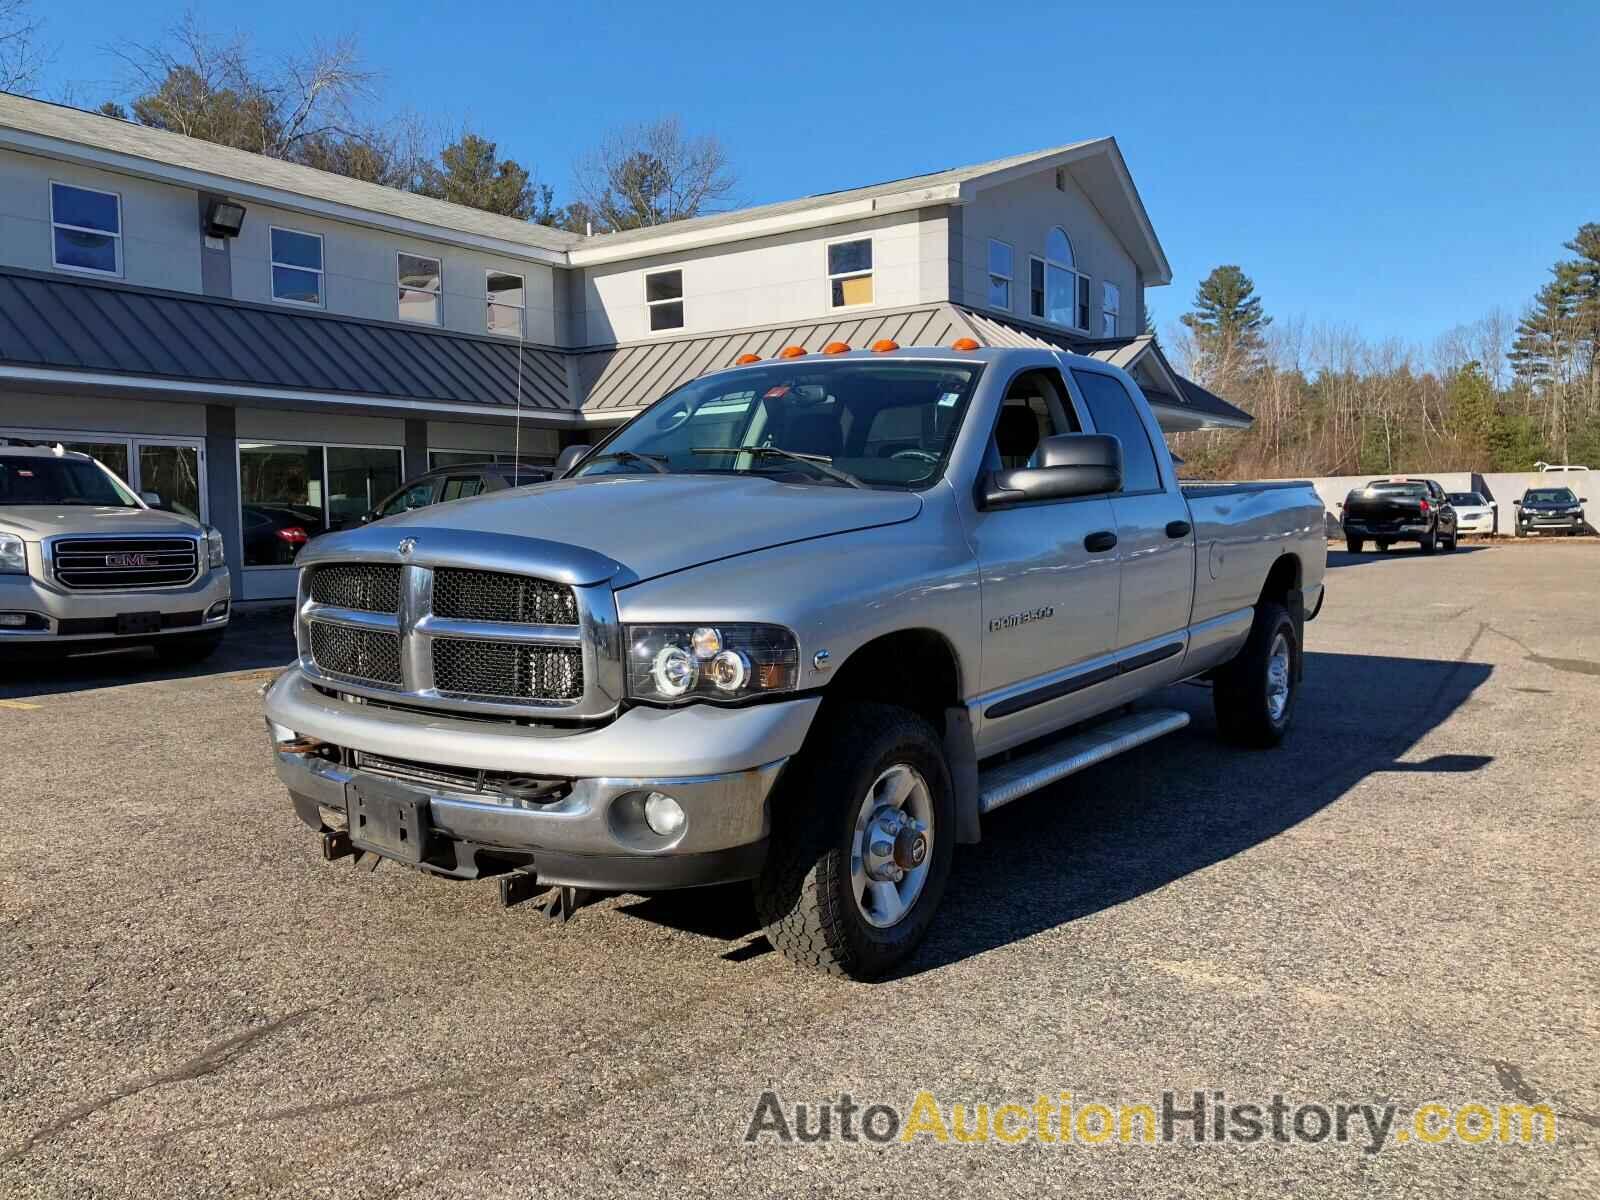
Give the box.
[50,182,121,275]
[827,238,873,308]
[1029,257,1045,320]
[270,228,324,307]
[646,269,684,331]
[486,270,525,336]
[987,240,1013,310]
[1038,227,1089,332]
[1101,281,1121,337]
[239,442,401,565]
[397,252,442,324]
[326,446,403,526]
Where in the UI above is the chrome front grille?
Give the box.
[432,568,578,625]
[308,564,401,613]
[53,537,199,590]
[297,554,618,718]
[308,621,402,687]
[433,638,583,702]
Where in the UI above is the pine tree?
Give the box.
[1180,265,1271,388]
[417,135,539,220]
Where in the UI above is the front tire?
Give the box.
[1212,602,1298,748]
[1345,536,1365,554]
[1420,533,1437,554]
[754,703,955,979]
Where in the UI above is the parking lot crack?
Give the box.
[1490,1059,1600,1133]
[0,1007,316,1166]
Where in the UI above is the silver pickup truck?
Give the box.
[0,445,230,662]
[264,346,1325,978]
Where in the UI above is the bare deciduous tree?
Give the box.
[572,116,736,232]
[0,0,46,95]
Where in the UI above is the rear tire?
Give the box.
[1345,536,1365,554]
[754,702,955,980]
[153,629,224,665]
[1446,529,1459,550]
[1420,533,1437,554]
[1212,602,1297,748]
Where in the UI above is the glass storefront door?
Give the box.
[135,441,204,521]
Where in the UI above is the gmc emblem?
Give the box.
[106,553,158,568]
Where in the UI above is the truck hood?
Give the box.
[0,505,203,539]
[365,474,923,584]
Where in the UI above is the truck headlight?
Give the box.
[0,533,25,574]
[626,624,799,705]
[205,527,226,568]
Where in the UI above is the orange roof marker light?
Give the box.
[870,339,900,353]
[821,341,851,355]
[734,353,762,365]
[777,345,807,359]
[950,337,981,351]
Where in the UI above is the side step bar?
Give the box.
[977,709,1191,814]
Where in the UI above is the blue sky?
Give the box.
[33,0,1600,348]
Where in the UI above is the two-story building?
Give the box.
[0,92,1248,601]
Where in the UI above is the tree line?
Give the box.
[1170,230,1600,478]
[2,7,735,232]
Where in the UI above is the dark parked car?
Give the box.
[1514,486,1588,537]
[351,461,552,528]
[243,504,319,565]
[1341,477,1458,554]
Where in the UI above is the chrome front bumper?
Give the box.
[264,666,821,887]
[0,565,230,642]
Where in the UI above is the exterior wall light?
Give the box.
[204,199,247,238]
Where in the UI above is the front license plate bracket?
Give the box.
[346,777,433,865]
[116,611,162,635]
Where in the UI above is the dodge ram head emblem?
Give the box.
[397,537,417,557]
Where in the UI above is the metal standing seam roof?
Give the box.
[0,268,570,411]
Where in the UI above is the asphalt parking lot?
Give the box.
[2,543,1596,1198]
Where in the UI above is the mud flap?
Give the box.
[945,707,981,844]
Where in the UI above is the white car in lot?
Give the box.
[1446,491,1496,536]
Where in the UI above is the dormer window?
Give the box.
[1033,227,1088,332]
[827,238,873,308]
[51,182,121,276]
[1101,282,1121,337]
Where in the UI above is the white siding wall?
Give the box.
[0,391,206,436]
[575,210,948,346]
[958,169,1139,338]
[427,419,559,457]
[0,150,202,292]
[228,202,561,344]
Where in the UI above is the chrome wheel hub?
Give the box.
[850,764,934,929]
[1266,631,1291,723]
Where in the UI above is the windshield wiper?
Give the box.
[690,446,867,490]
[579,450,669,474]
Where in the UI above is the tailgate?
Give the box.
[1344,492,1424,522]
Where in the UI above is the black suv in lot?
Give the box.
[1514,486,1588,536]
[346,461,552,528]
[1341,477,1458,553]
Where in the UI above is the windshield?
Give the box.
[571,361,983,490]
[0,455,141,507]
[1524,488,1577,504]
[1447,493,1484,506]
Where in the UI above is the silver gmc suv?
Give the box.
[0,445,230,663]
[264,346,1325,978]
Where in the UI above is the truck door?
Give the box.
[967,367,1121,750]
[1069,368,1196,654]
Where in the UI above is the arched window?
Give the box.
[1036,226,1089,330]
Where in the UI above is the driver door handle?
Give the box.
[1166,520,1192,538]
[1084,531,1118,553]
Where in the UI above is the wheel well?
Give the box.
[1259,553,1301,608]
[823,629,961,729]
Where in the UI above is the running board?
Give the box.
[978,709,1191,814]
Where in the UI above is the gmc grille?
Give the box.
[308,621,402,687]
[433,637,583,703]
[53,537,198,590]
[433,568,578,625]
[308,563,401,613]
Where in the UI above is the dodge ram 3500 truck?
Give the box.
[264,346,1325,978]
[0,445,230,662]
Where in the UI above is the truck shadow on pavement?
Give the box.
[624,650,1493,977]
[0,606,296,700]
[1326,545,1490,569]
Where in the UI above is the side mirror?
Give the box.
[1489,501,1498,508]
[982,433,1122,508]
[140,490,164,508]
[1580,497,1589,503]
[555,444,592,474]
[1513,499,1522,506]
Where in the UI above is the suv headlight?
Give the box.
[626,624,800,705]
[0,533,25,574]
[205,526,226,568]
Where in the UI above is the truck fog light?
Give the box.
[651,645,698,697]
[706,648,750,692]
[643,792,686,836]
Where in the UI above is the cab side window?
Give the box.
[439,476,485,502]
[1071,370,1163,493]
[987,369,1079,471]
